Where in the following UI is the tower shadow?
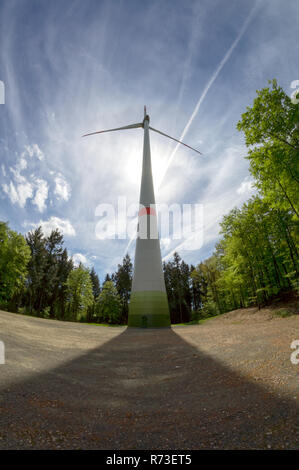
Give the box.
[0,326,298,449]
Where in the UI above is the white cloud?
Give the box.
[237,177,254,195]
[1,146,71,212]
[25,143,44,161]
[32,178,49,212]
[2,181,18,205]
[2,163,49,211]
[25,216,76,237]
[9,157,28,183]
[2,180,33,207]
[17,182,34,207]
[54,173,71,201]
[72,252,90,267]
[2,152,35,208]
[18,157,27,171]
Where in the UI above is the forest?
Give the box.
[0,79,298,325]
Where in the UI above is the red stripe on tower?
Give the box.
[138,206,156,216]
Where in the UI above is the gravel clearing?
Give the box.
[0,308,298,449]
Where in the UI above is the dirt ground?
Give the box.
[0,306,298,449]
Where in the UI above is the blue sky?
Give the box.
[0,0,298,281]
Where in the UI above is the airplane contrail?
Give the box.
[157,2,259,191]
[124,3,258,258]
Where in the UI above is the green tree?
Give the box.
[54,248,74,319]
[112,254,132,324]
[45,229,73,318]
[0,222,31,306]
[95,280,121,324]
[25,227,73,317]
[213,195,298,310]
[65,264,94,321]
[90,267,100,299]
[163,253,192,323]
[193,256,222,315]
[26,227,47,314]
[237,79,299,218]
[190,264,204,311]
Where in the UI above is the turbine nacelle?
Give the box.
[143,105,150,126]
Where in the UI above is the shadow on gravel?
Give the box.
[0,327,298,449]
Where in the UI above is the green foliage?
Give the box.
[237,79,299,218]
[46,230,73,318]
[191,77,299,317]
[273,308,294,318]
[25,227,73,318]
[95,280,122,324]
[65,264,94,321]
[212,195,298,311]
[201,299,219,317]
[163,252,192,323]
[112,254,132,324]
[192,256,224,313]
[41,306,51,319]
[0,222,31,304]
[90,267,100,299]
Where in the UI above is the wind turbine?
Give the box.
[83,106,201,328]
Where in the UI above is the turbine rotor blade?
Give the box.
[82,122,143,138]
[149,126,202,154]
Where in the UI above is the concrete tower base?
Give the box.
[128,290,170,327]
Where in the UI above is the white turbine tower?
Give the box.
[83,106,201,327]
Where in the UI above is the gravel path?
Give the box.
[0,309,298,449]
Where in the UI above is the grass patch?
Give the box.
[89,315,222,328]
[86,322,124,327]
[272,308,295,318]
[173,315,221,326]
